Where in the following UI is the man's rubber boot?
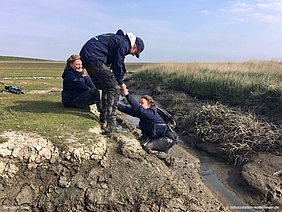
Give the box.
[105,119,123,133]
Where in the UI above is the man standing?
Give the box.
[79,29,144,133]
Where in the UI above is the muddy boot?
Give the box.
[99,114,107,130]
[164,155,175,167]
[148,150,174,167]
[105,118,123,133]
[100,120,107,130]
[139,135,150,146]
[151,150,168,159]
[156,152,174,167]
[105,124,123,133]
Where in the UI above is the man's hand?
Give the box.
[119,83,127,90]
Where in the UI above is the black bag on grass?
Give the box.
[4,85,24,94]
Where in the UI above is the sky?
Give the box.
[1,0,282,62]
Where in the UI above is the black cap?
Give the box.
[135,37,144,58]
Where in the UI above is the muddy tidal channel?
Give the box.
[123,95,258,212]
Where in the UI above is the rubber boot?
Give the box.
[105,117,122,133]
[145,148,174,167]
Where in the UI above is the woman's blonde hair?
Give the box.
[65,54,88,77]
[141,95,155,106]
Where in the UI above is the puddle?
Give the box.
[177,142,256,212]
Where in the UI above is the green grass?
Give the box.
[131,61,282,115]
[0,87,100,147]
[0,60,96,147]
[0,62,64,78]
[0,58,145,148]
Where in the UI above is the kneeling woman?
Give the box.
[118,90,175,165]
[62,54,100,109]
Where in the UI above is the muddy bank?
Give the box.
[0,127,228,211]
[124,77,281,210]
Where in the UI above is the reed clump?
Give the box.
[186,103,282,166]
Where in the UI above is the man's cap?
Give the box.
[135,37,144,58]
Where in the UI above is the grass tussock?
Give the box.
[186,103,282,166]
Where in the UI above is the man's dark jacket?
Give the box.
[79,30,129,85]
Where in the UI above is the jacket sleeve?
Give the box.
[125,94,163,123]
[111,47,126,85]
[110,36,131,85]
[118,93,154,119]
[85,76,97,89]
[118,102,140,118]
[64,72,91,92]
[72,79,91,92]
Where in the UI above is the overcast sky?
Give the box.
[1,0,282,62]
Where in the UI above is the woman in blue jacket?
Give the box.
[118,89,175,165]
[62,55,100,109]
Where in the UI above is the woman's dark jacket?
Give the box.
[62,68,96,107]
[118,93,167,140]
[79,29,129,85]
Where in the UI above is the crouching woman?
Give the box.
[62,54,100,109]
[118,89,175,165]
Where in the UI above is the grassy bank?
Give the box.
[1,59,282,147]
[0,61,98,147]
[131,61,282,115]
[0,60,152,146]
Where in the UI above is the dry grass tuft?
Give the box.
[187,103,282,166]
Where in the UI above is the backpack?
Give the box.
[1,82,24,94]
[156,107,178,141]
[2,85,24,94]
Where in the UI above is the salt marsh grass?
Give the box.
[132,60,282,114]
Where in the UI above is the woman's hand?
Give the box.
[120,88,129,96]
